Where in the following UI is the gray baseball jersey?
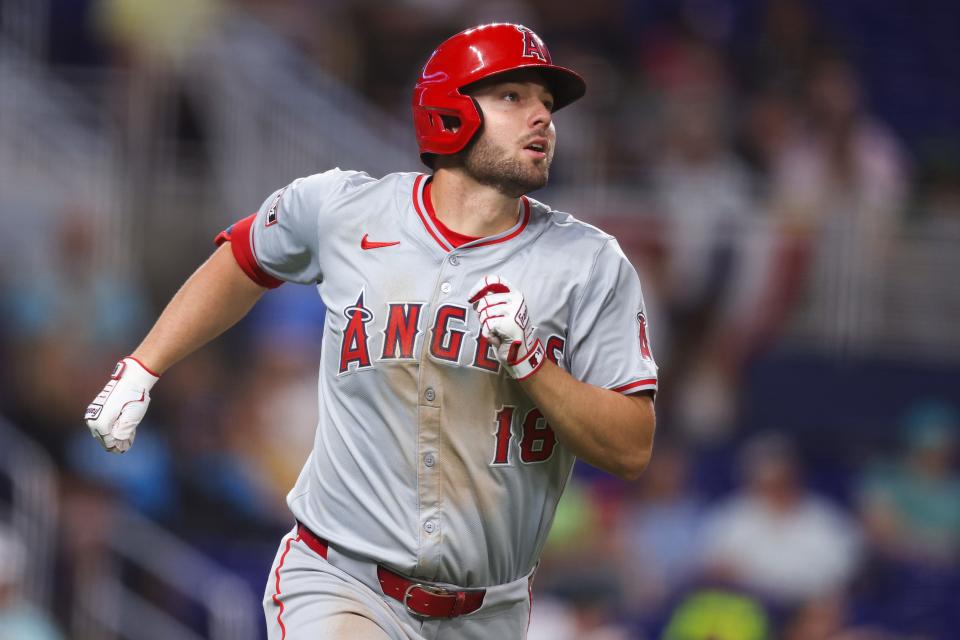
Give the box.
[219,170,657,589]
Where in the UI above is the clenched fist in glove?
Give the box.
[84,357,159,453]
[468,275,546,380]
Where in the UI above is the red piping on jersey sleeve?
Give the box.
[214,214,284,289]
[612,378,658,394]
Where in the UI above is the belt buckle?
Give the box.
[403,582,454,618]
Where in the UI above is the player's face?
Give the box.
[462,73,556,197]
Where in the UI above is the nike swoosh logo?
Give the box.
[361,234,400,250]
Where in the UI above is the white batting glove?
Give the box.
[84,357,159,453]
[468,275,545,380]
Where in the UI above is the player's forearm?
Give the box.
[131,243,267,374]
[519,361,655,480]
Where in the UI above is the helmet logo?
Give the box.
[517,26,548,62]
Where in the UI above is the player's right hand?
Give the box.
[84,357,159,454]
[468,275,546,380]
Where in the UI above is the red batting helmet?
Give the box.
[412,23,586,164]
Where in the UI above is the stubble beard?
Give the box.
[461,134,551,198]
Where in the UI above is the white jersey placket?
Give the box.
[414,247,467,577]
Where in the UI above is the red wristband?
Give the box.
[507,339,545,380]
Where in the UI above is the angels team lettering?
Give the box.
[381,303,423,360]
[339,292,374,373]
[517,25,547,62]
[337,292,566,376]
[430,305,468,362]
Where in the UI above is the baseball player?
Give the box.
[85,23,657,639]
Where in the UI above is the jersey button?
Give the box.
[423,453,435,467]
[424,387,436,402]
[440,282,452,294]
[448,255,460,266]
[423,521,436,534]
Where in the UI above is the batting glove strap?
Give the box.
[505,339,545,380]
[112,357,160,388]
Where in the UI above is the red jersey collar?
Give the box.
[423,180,481,248]
[411,174,531,253]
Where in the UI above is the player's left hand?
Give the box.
[84,357,159,453]
[468,275,545,380]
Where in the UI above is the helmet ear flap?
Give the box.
[412,89,483,156]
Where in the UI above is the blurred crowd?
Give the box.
[2,0,960,638]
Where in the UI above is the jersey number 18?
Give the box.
[491,406,558,466]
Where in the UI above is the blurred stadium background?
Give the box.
[1,0,959,638]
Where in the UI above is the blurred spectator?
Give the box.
[162,349,285,535]
[94,0,224,69]
[1,208,149,459]
[0,525,64,640]
[537,477,606,579]
[740,0,833,99]
[649,80,759,439]
[857,401,960,566]
[660,588,770,640]
[528,593,633,640]
[653,88,755,306]
[239,0,363,84]
[534,477,630,638]
[613,441,706,616]
[914,146,960,237]
[2,207,148,348]
[742,87,802,181]
[65,424,176,519]
[781,595,905,640]
[220,345,318,514]
[216,285,326,516]
[699,432,862,606]
[93,0,226,229]
[771,54,907,230]
[767,54,908,349]
[616,22,731,182]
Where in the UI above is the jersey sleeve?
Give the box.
[565,239,659,395]
[215,169,360,286]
